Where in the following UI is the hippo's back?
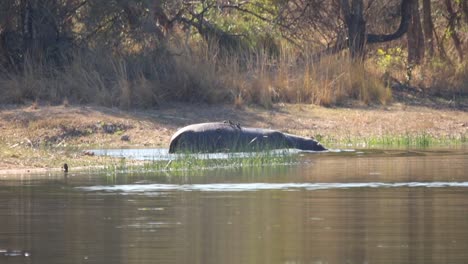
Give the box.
[169,122,290,153]
[169,122,242,153]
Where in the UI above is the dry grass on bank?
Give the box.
[1,43,466,110]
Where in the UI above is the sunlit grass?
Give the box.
[318,133,467,148]
[100,150,299,176]
[0,42,402,107]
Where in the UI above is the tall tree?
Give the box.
[422,0,434,57]
[445,0,464,62]
[407,0,425,64]
[337,0,412,60]
[0,0,64,67]
[339,0,366,60]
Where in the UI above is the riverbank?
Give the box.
[0,102,467,175]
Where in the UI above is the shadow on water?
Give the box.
[1,146,467,264]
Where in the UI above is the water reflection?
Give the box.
[0,147,467,264]
[89,148,302,161]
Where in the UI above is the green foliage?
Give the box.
[376,47,405,71]
[192,0,280,49]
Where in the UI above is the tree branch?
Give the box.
[311,0,411,61]
[62,0,88,24]
[221,5,272,23]
[366,0,411,43]
[83,11,123,43]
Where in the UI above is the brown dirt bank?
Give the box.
[0,103,467,175]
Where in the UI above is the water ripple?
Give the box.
[76,182,468,193]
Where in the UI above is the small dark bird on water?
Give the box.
[62,163,68,173]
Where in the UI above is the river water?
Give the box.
[1,147,467,264]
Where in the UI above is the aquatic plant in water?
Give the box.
[101,149,301,176]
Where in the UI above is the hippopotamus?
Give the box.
[168,121,326,153]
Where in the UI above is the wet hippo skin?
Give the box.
[169,121,326,153]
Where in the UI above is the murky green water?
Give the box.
[1,148,467,264]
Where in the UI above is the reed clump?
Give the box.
[102,150,299,176]
[320,133,467,148]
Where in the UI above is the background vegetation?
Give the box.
[0,0,467,108]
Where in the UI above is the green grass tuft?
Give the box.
[100,150,299,176]
[319,133,468,148]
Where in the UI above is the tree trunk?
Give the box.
[407,0,424,65]
[340,0,366,61]
[462,0,468,24]
[310,0,412,62]
[422,0,434,57]
[20,0,34,55]
[347,14,366,60]
[445,0,464,62]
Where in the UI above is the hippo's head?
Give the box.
[286,134,327,151]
